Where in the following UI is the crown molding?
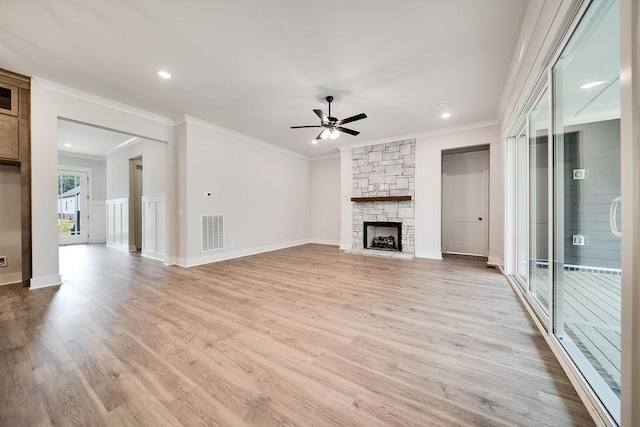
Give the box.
[309,152,340,161]
[496,0,544,122]
[58,150,106,162]
[32,77,174,125]
[337,119,499,151]
[181,114,310,160]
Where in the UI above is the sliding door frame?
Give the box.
[505,0,626,425]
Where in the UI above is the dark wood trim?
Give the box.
[351,196,412,202]
[0,158,20,167]
[0,69,30,89]
[18,87,31,287]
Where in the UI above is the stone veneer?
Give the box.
[352,139,415,254]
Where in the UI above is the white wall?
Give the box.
[106,140,167,199]
[414,125,502,260]
[619,0,640,425]
[498,0,577,134]
[178,117,310,266]
[0,165,22,285]
[31,77,174,288]
[309,156,341,245]
[58,154,107,243]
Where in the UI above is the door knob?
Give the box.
[479,217,483,221]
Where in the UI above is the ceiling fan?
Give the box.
[291,96,367,140]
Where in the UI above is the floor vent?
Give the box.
[202,214,224,252]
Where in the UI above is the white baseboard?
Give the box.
[177,239,311,268]
[309,239,340,246]
[106,242,129,252]
[129,244,138,251]
[89,239,106,244]
[0,272,23,286]
[141,250,166,263]
[487,256,505,273]
[339,244,351,250]
[414,250,443,260]
[30,274,62,289]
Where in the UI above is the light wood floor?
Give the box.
[0,244,594,426]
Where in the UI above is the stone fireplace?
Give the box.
[352,139,415,254]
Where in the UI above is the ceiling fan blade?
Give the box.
[316,130,326,140]
[337,113,367,126]
[313,109,329,123]
[290,125,322,129]
[336,126,360,136]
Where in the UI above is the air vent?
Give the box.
[202,215,224,252]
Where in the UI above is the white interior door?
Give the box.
[442,150,489,256]
[58,168,90,245]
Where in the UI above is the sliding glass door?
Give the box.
[552,0,621,421]
[514,90,551,320]
[510,0,621,422]
[528,89,550,315]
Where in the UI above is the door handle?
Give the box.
[609,196,622,238]
[478,217,483,221]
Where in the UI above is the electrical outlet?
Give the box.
[572,235,585,246]
[0,256,6,267]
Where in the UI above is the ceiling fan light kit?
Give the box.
[291,95,367,143]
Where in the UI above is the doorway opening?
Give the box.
[129,157,143,251]
[57,166,91,245]
[441,145,490,257]
[56,118,168,280]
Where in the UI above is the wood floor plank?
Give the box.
[0,243,595,426]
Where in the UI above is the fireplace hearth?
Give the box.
[364,221,402,252]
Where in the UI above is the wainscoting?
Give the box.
[89,201,106,244]
[105,198,129,251]
[142,194,166,261]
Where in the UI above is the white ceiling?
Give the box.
[1,0,529,157]
[57,119,140,159]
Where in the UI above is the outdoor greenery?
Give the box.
[58,174,79,195]
[57,218,75,235]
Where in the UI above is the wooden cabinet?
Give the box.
[0,114,19,160]
[0,69,31,286]
[0,81,21,162]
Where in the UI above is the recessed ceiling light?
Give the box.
[64,143,72,147]
[311,140,318,145]
[441,112,452,119]
[157,70,172,79]
[580,81,605,89]
[437,102,447,109]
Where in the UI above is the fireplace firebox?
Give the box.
[364,221,402,252]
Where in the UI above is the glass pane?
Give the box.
[57,172,83,237]
[552,0,621,422]
[0,87,11,111]
[528,90,550,314]
[515,127,528,287]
